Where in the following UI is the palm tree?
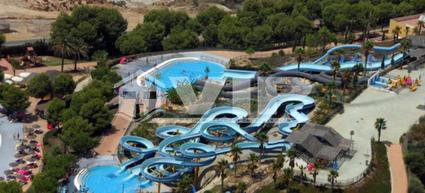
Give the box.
[176,174,193,193]
[374,118,387,142]
[331,61,340,82]
[287,149,298,173]
[282,168,294,187]
[405,26,410,37]
[417,20,424,35]
[236,181,246,193]
[255,132,268,160]
[362,40,374,74]
[52,37,74,72]
[248,153,259,177]
[217,159,229,193]
[328,170,339,191]
[272,162,281,186]
[341,70,351,95]
[295,47,305,72]
[298,165,306,184]
[259,63,272,76]
[71,39,89,72]
[392,26,401,43]
[230,144,242,176]
[310,162,321,186]
[153,170,165,193]
[400,39,412,58]
[276,153,286,168]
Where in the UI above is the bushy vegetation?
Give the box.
[0,181,22,193]
[0,84,30,116]
[131,121,159,142]
[28,67,121,193]
[404,115,425,192]
[115,0,425,54]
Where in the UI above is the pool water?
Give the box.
[82,165,152,193]
[146,59,256,90]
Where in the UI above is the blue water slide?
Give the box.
[120,136,157,154]
[110,94,316,185]
[248,94,314,129]
[279,44,405,72]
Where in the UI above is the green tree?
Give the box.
[287,149,298,173]
[374,118,387,142]
[363,40,374,73]
[79,98,112,133]
[218,16,247,49]
[217,159,228,193]
[248,153,259,177]
[331,61,341,82]
[258,63,272,76]
[46,98,66,127]
[0,181,22,193]
[176,174,193,193]
[50,13,74,72]
[27,73,52,99]
[144,9,189,34]
[53,73,75,98]
[255,132,268,159]
[90,66,121,84]
[162,29,199,50]
[310,162,321,186]
[196,7,227,27]
[230,144,242,176]
[59,116,96,154]
[328,169,339,191]
[92,50,109,66]
[295,47,305,72]
[30,174,58,193]
[282,168,294,187]
[244,25,272,48]
[70,39,89,71]
[392,26,402,43]
[272,162,281,186]
[400,39,412,58]
[318,27,334,53]
[236,181,246,193]
[0,85,30,115]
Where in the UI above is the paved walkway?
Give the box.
[319,68,425,185]
[387,144,408,193]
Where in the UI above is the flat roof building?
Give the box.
[389,13,425,39]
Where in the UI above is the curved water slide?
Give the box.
[279,43,404,72]
[117,94,315,183]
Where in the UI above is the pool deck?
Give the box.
[0,116,24,178]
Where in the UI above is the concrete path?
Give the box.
[387,144,408,193]
[319,67,425,185]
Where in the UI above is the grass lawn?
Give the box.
[41,56,74,66]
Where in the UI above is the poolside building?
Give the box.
[389,13,425,38]
[286,123,352,165]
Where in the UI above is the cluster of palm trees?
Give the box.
[51,36,90,72]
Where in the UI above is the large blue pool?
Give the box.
[146,59,256,90]
[81,165,152,193]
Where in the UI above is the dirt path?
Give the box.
[13,62,97,75]
[386,143,408,193]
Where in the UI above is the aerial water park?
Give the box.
[73,42,411,193]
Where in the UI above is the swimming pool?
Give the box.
[81,165,153,193]
[142,59,256,90]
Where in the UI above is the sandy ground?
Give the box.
[386,144,408,193]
